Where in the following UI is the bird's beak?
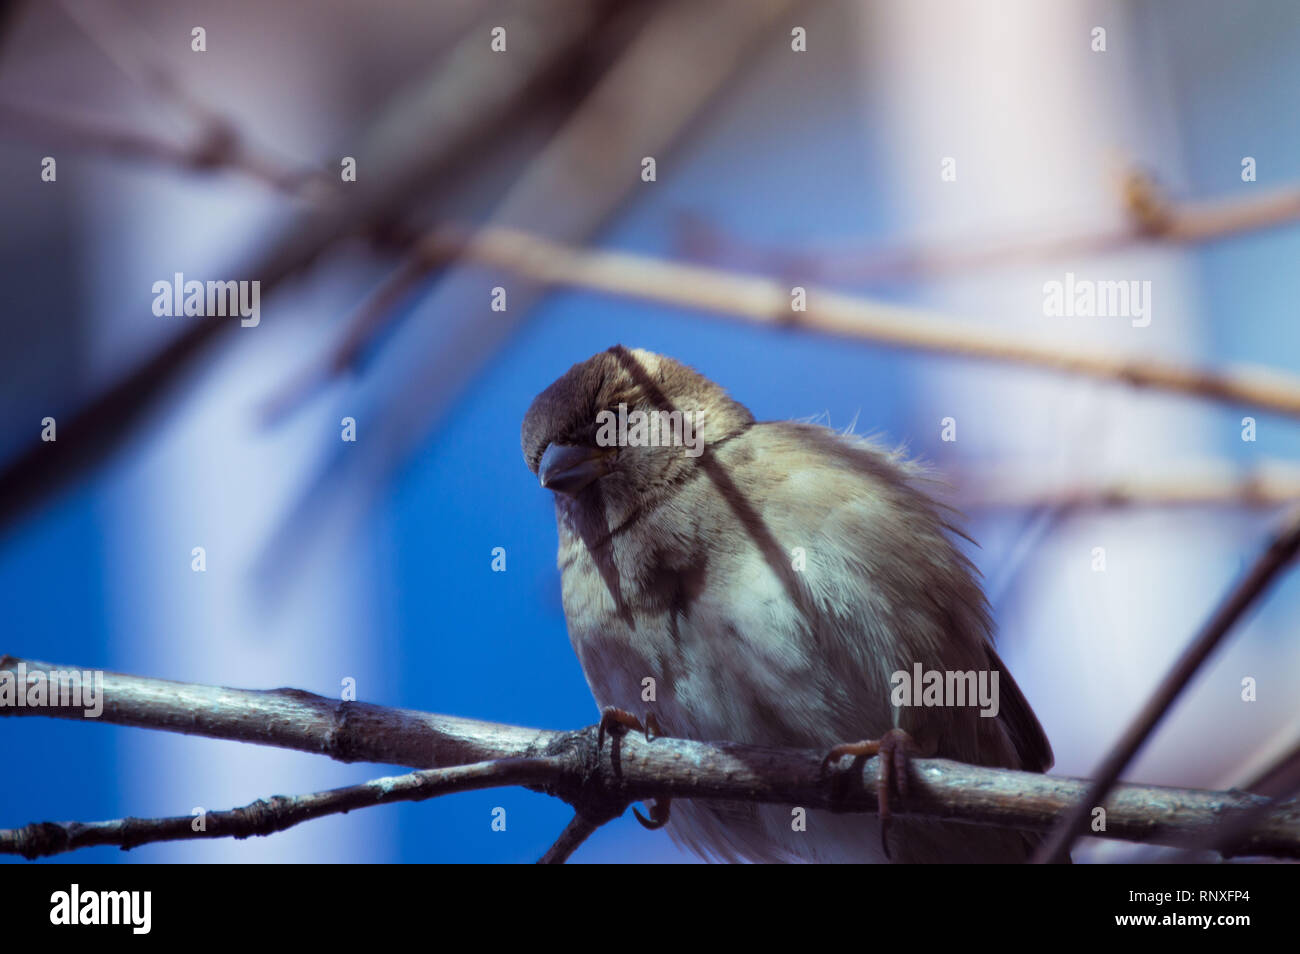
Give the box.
[538,443,614,495]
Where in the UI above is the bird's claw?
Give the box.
[823,728,930,859]
[596,707,671,831]
[633,798,672,830]
[597,706,663,748]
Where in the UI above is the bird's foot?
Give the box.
[822,728,933,859]
[596,706,663,748]
[596,707,671,830]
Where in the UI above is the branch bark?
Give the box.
[2,656,1297,861]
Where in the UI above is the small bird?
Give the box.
[522,346,1055,863]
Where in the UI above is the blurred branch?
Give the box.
[955,461,1300,511]
[267,0,801,423]
[1166,743,1300,862]
[3,656,1299,862]
[1034,504,1300,863]
[0,100,326,195]
[58,0,226,122]
[0,0,620,539]
[0,0,29,56]
[44,0,328,195]
[1246,738,1300,797]
[253,0,804,580]
[259,253,433,423]
[674,168,1300,284]
[365,223,1300,420]
[1125,167,1300,243]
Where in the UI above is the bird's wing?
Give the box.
[725,421,1053,772]
[982,641,1055,772]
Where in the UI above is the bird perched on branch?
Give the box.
[522,346,1056,862]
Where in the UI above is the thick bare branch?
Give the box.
[3,656,1298,860]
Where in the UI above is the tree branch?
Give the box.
[395,224,1300,421]
[0,101,326,196]
[0,759,557,860]
[47,0,327,195]
[671,168,1300,284]
[0,0,618,539]
[955,461,1300,511]
[537,812,611,864]
[3,656,1298,861]
[1034,504,1300,863]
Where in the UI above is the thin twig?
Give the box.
[1033,504,1300,863]
[259,254,438,424]
[0,101,323,196]
[672,173,1300,284]
[0,759,556,859]
[537,813,607,864]
[57,0,215,121]
[52,0,326,195]
[955,462,1300,511]
[3,657,1298,860]
[1247,740,1300,796]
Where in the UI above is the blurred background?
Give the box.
[1,0,1298,863]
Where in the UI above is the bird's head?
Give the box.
[521,347,753,507]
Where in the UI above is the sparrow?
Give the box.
[522,346,1056,863]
